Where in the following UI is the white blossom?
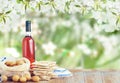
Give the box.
[69,51,75,57]
[92,50,98,57]
[77,44,91,55]
[5,48,20,57]
[81,0,94,7]
[61,20,72,27]
[0,0,120,33]
[42,42,57,55]
[69,1,81,14]
[54,0,66,13]
[96,35,120,59]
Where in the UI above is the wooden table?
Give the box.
[5,69,120,83]
[5,69,83,83]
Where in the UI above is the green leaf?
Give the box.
[16,0,23,3]
[3,17,6,23]
[25,5,27,10]
[81,6,86,15]
[23,0,30,10]
[66,1,71,9]
[116,18,120,25]
[36,1,43,10]
[89,18,97,28]
[64,1,71,12]
[51,2,56,9]
[75,5,80,7]
[0,13,3,16]
[38,4,41,10]
[50,0,54,1]
[112,12,117,16]
[25,0,30,2]
[94,0,101,10]
[45,2,49,5]
[5,10,11,14]
[24,3,29,10]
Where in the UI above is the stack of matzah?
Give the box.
[31,61,58,80]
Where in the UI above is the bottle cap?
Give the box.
[26,20,31,32]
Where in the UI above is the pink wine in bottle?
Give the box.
[22,20,35,66]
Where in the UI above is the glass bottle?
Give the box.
[22,20,35,65]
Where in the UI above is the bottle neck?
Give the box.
[26,32,31,36]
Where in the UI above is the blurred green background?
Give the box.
[0,0,120,69]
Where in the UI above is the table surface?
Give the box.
[5,69,119,83]
[5,69,83,83]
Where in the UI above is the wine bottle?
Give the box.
[22,20,35,65]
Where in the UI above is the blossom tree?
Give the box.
[0,0,120,32]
